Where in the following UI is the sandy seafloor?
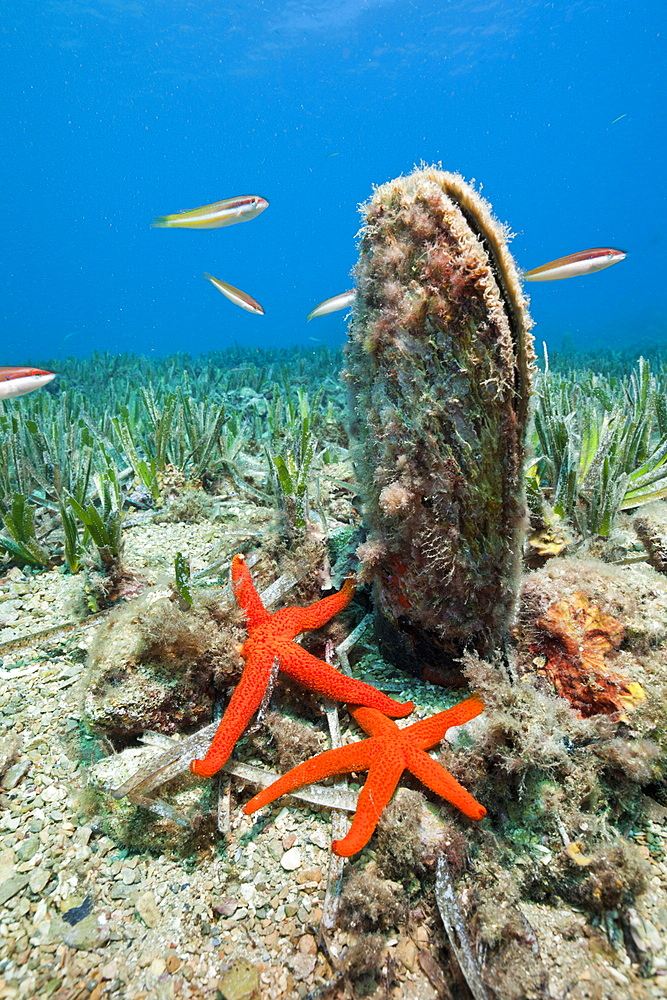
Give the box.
[1,478,667,1000]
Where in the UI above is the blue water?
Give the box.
[2,1,665,362]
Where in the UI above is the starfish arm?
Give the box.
[270,577,355,639]
[407,696,485,751]
[190,646,276,778]
[332,754,406,857]
[243,739,377,814]
[405,747,486,821]
[350,706,403,738]
[231,553,271,628]
[279,642,414,717]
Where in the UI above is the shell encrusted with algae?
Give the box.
[344,167,535,679]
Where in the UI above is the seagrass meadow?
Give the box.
[2,342,667,1000]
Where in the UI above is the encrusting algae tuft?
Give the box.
[344,167,535,680]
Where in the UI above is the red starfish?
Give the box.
[243,696,486,856]
[190,554,414,778]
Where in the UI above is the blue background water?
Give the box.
[2,1,665,362]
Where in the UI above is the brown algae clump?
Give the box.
[84,587,241,745]
[345,167,535,677]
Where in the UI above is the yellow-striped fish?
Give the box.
[152,195,268,230]
[524,248,626,282]
[307,290,356,321]
[203,273,264,315]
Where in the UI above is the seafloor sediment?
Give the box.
[1,475,667,1000]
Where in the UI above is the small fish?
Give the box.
[203,273,264,315]
[0,367,56,399]
[610,114,627,125]
[307,290,356,321]
[152,195,268,230]
[524,248,627,282]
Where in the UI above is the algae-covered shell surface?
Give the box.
[345,167,536,675]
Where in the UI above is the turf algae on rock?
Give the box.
[345,168,535,680]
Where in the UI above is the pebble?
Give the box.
[135,890,160,928]
[296,868,323,885]
[100,959,120,980]
[287,952,316,981]
[280,847,301,871]
[16,836,40,862]
[396,937,418,972]
[2,760,31,790]
[307,829,329,850]
[214,898,239,917]
[0,873,30,906]
[217,957,260,1000]
[298,934,317,955]
[166,954,181,973]
[61,913,110,951]
[0,848,16,882]
[40,784,64,803]
[28,868,51,893]
[109,883,137,900]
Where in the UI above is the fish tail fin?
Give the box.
[151,216,172,227]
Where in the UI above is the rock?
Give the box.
[217,958,260,1000]
[280,846,301,871]
[16,836,40,862]
[0,848,16,883]
[29,868,51,894]
[213,898,239,917]
[0,873,30,906]
[0,735,19,777]
[62,895,93,925]
[296,868,323,885]
[109,883,138,900]
[396,936,418,972]
[40,784,65,803]
[100,959,120,980]
[83,590,226,742]
[1,758,31,790]
[627,909,663,954]
[298,934,317,955]
[61,913,110,950]
[135,889,160,928]
[239,883,256,906]
[307,828,329,850]
[287,952,316,981]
